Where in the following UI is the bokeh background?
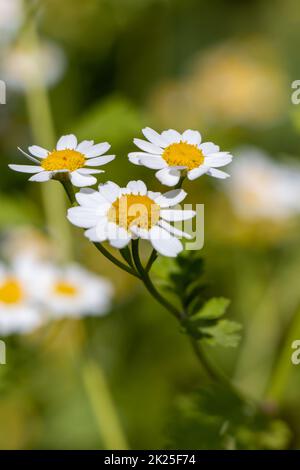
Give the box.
[1,0,300,449]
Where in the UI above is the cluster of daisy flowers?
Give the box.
[9,128,233,257]
[0,256,113,336]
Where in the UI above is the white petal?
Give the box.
[130,225,150,239]
[29,171,52,182]
[67,206,100,228]
[128,153,141,165]
[98,181,120,203]
[158,219,192,239]
[207,168,230,179]
[84,227,103,242]
[9,164,43,174]
[28,145,49,158]
[154,189,187,208]
[78,168,104,175]
[85,155,115,166]
[70,171,97,187]
[85,142,111,157]
[142,127,168,148]
[199,142,220,154]
[161,129,181,145]
[204,153,232,167]
[133,138,162,155]
[106,223,131,248]
[149,226,183,257]
[187,166,209,180]
[76,188,109,208]
[139,156,167,169]
[182,130,201,145]
[160,209,196,221]
[76,140,94,153]
[126,180,147,195]
[155,167,181,187]
[56,134,77,150]
[17,147,40,163]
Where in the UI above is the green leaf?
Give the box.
[201,320,242,348]
[167,385,292,450]
[191,297,230,321]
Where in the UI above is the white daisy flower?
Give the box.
[0,259,44,336]
[226,147,300,221]
[33,264,113,318]
[9,134,115,187]
[67,180,196,257]
[128,127,233,186]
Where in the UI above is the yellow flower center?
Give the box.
[107,194,160,231]
[162,141,204,170]
[41,149,86,172]
[0,278,23,304]
[54,281,78,297]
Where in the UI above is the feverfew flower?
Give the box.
[67,180,195,257]
[9,134,115,187]
[34,264,113,318]
[0,259,44,336]
[226,148,300,221]
[128,128,233,186]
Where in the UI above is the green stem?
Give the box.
[81,358,129,450]
[22,15,73,262]
[94,243,140,278]
[266,306,300,403]
[120,246,135,270]
[131,240,182,320]
[174,176,185,189]
[145,249,158,272]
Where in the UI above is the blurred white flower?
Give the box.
[225,148,300,221]
[129,128,232,186]
[9,133,115,187]
[0,0,23,43]
[67,180,195,257]
[1,40,66,90]
[0,258,44,336]
[34,264,113,318]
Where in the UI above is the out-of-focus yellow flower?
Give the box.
[149,38,288,129]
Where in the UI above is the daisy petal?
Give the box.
[158,219,192,239]
[77,168,104,175]
[160,209,196,222]
[204,153,232,167]
[133,138,162,155]
[76,188,108,207]
[155,167,181,186]
[76,140,94,153]
[139,156,167,169]
[128,154,140,165]
[67,207,100,228]
[142,127,168,148]
[17,147,40,163]
[199,142,220,154]
[127,180,147,195]
[182,130,201,145]
[70,171,97,187]
[149,226,183,257]
[86,155,115,166]
[130,226,150,239]
[84,227,103,242]
[161,129,181,144]
[9,164,43,173]
[56,134,77,150]
[207,168,230,179]
[28,145,49,158]
[187,166,209,180]
[29,171,52,182]
[106,223,131,249]
[154,189,187,207]
[98,181,120,203]
[85,142,111,157]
